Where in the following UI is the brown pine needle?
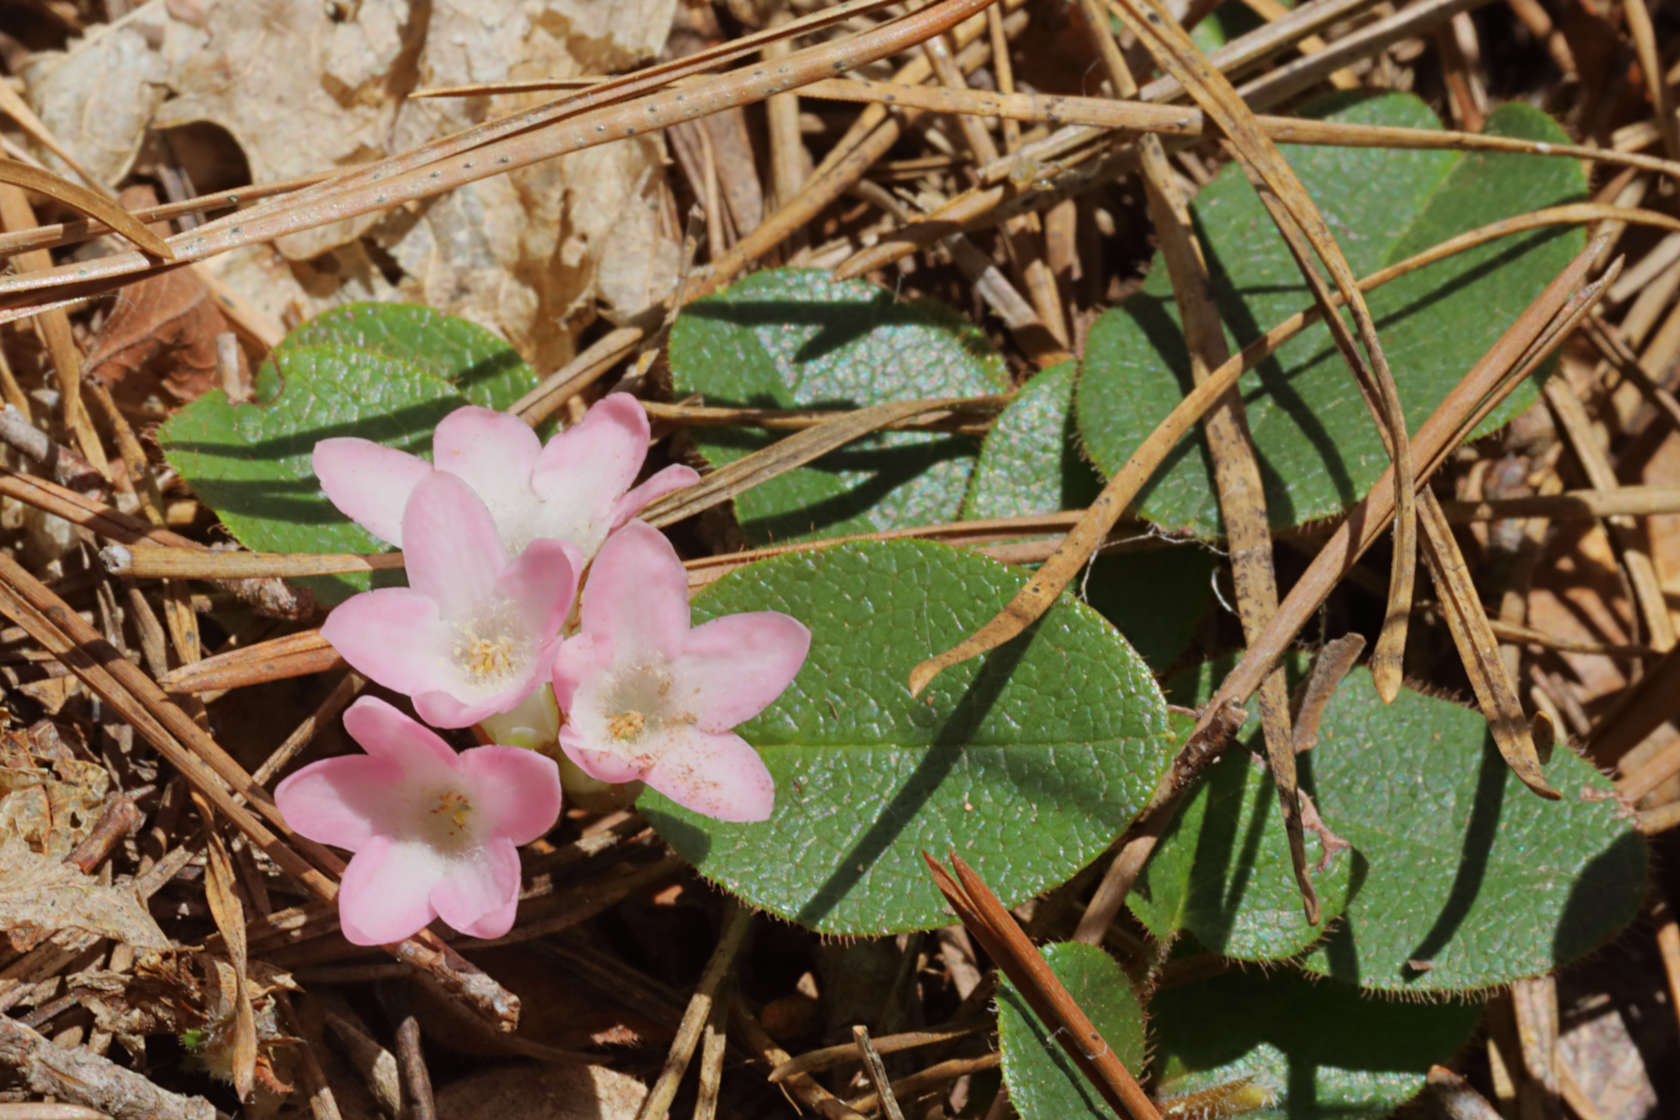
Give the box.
[925,852,1161,1120]
[0,158,172,259]
[796,78,1680,183]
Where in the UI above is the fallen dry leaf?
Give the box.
[150,0,415,258]
[0,720,109,859]
[435,1063,647,1120]
[86,265,247,402]
[78,953,297,1093]
[23,0,684,367]
[20,7,171,186]
[0,837,167,951]
[375,0,682,368]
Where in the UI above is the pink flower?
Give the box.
[312,395,697,560]
[275,697,562,945]
[551,521,810,822]
[322,471,579,728]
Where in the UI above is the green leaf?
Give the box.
[1297,669,1646,992]
[961,362,1214,672]
[639,540,1178,934]
[1078,94,1587,537]
[159,304,539,603]
[1150,964,1483,1119]
[1130,745,1360,962]
[1189,0,1262,53]
[282,302,537,406]
[964,362,1100,519]
[996,942,1147,1120]
[669,268,1009,544]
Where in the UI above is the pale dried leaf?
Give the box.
[20,11,171,186]
[0,725,109,859]
[376,0,680,367]
[0,837,167,950]
[151,0,414,258]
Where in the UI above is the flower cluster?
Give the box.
[277,397,810,945]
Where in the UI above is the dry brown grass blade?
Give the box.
[1543,378,1677,652]
[0,0,1001,314]
[798,78,1680,182]
[769,1026,980,1081]
[1114,0,1419,704]
[835,0,1482,281]
[0,189,107,474]
[917,5,1549,696]
[0,550,316,873]
[679,4,1014,304]
[1291,634,1367,756]
[642,398,1003,434]
[730,995,868,1120]
[0,170,334,259]
[1076,236,1613,942]
[1076,0,1314,923]
[0,465,310,618]
[194,793,259,1101]
[925,852,1160,1120]
[0,466,196,550]
[0,158,171,259]
[411,0,905,100]
[157,630,341,696]
[1623,0,1680,161]
[1191,245,1615,763]
[900,99,1671,717]
[83,480,1680,592]
[900,200,1634,695]
[636,904,753,1120]
[1417,489,1558,798]
[642,396,1008,530]
[107,545,403,581]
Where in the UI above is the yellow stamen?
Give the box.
[466,636,514,681]
[608,711,647,741]
[431,790,472,833]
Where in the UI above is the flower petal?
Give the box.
[609,463,700,529]
[340,696,459,772]
[274,754,400,851]
[579,521,689,663]
[337,836,442,946]
[401,471,510,617]
[432,406,542,533]
[312,438,431,548]
[531,394,649,501]
[457,746,563,846]
[430,838,522,939]
[673,612,811,730]
[497,539,580,643]
[322,591,455,699]
[412,671,545,730]
[642,727,775,823]
[556,737,646,785]
[551,633,611,712]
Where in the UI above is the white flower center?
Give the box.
[396,781,486,854]
[492,492,607,563]
[584,662,693,754]
[450,602,528,690]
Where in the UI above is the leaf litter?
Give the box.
[1,0,1679,1118]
